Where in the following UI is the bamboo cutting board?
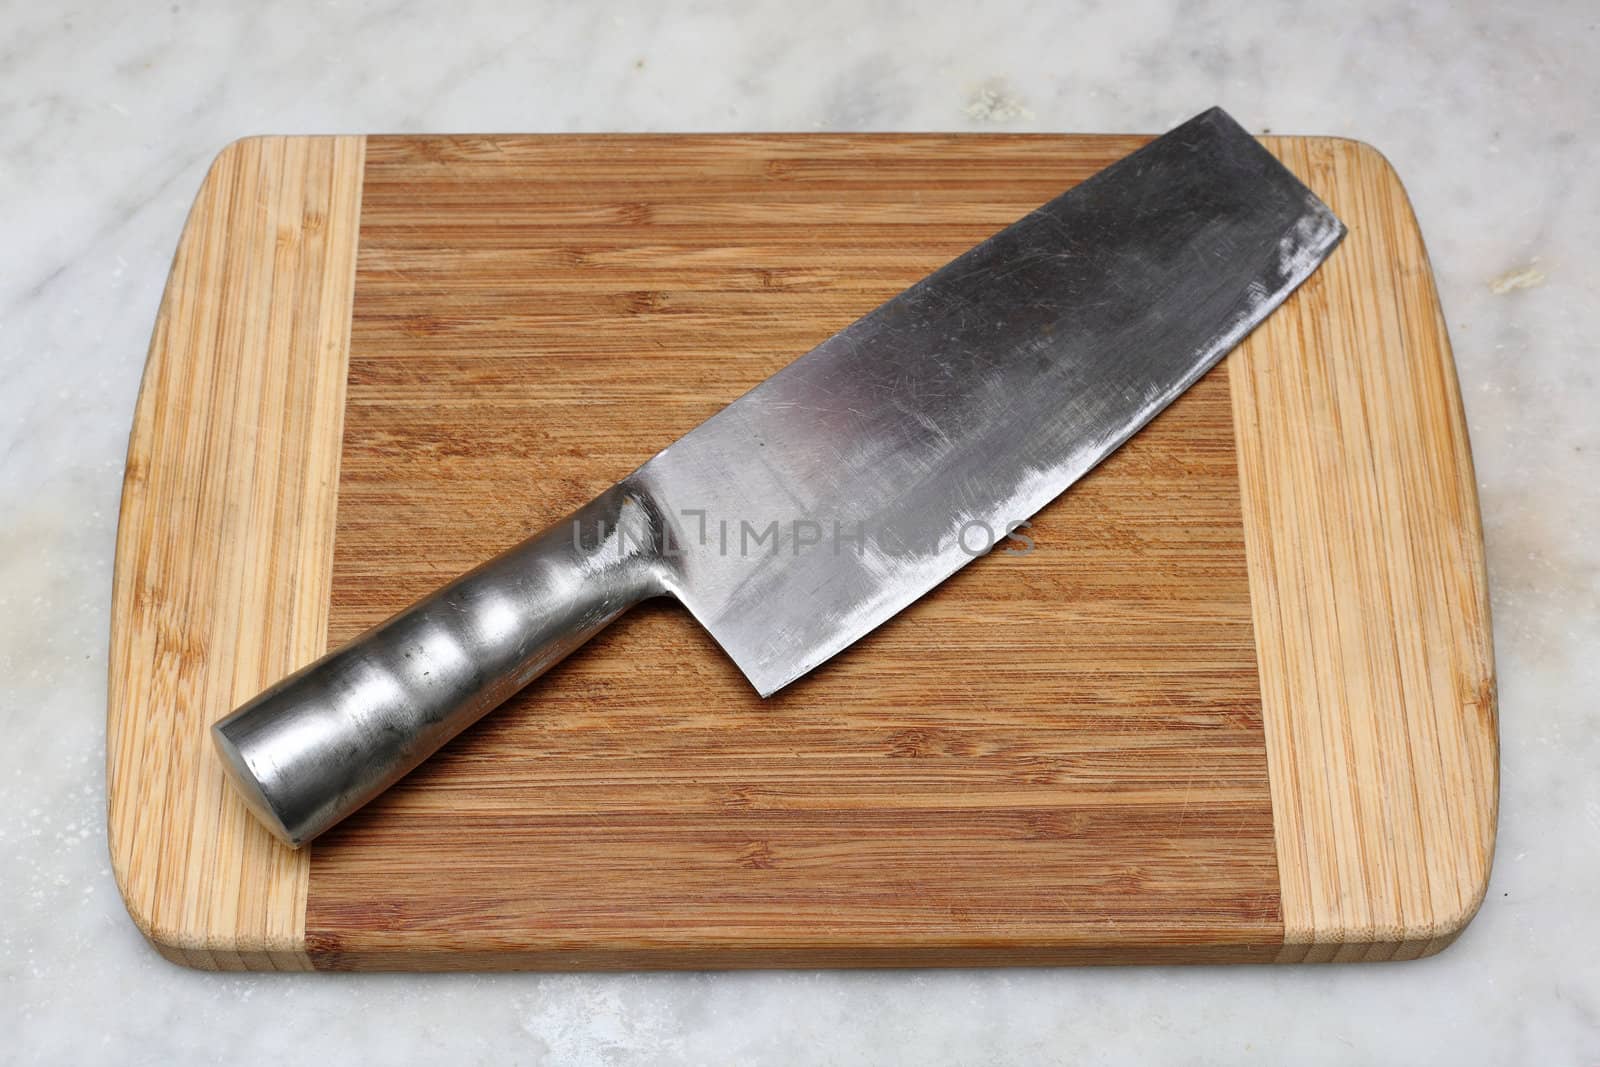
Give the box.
[108,132,1497,970]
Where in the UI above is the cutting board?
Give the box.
[108,133,1497,970]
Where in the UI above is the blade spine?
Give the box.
[642,110,1307,469]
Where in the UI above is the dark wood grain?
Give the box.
[306,135,1280,968]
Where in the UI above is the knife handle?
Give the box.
[211,482,667,848]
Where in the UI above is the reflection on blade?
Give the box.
[625,107,1344,695]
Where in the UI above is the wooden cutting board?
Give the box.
[108,132,1497,970]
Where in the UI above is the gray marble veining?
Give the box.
[2,2,1595,1063]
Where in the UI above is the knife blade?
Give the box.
[214,107,1344,847]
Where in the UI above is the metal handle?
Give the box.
[212,482,668,847]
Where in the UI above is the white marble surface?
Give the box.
[3,2,1596,1062]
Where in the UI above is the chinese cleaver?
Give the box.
[213,107,1345,848]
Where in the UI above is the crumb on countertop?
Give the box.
[964,79,1032,123]
[1489,261,1548,294]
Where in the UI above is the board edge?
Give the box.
[107,134,366,969]
[1238,136,1498,962]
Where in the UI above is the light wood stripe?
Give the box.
[107,135,365,968]
[1235,138,1498,961]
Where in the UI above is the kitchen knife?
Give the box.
[213,107,1344,848]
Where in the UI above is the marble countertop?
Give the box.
[4,2,1594,1063]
